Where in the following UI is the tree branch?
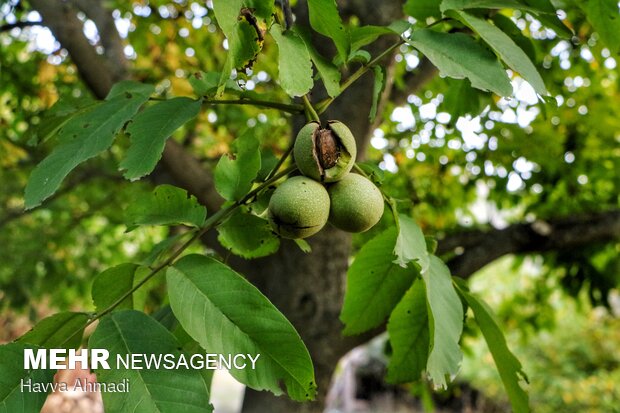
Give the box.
[160,140,224,212]
[29,0,113,99]
[438,210,620,278]
[67,0,128,83]
[0,20,42,32]
[29,0,222,213]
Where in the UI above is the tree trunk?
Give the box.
[237,230,352,412]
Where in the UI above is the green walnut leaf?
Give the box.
[491,14,537,62]
[307,0,349,63]
[440,0,548,13]
[229,12,264,70]
[394,214,430,271]
[243,0,274,20]
[404,0,442,21]
[349,25,399,54]
[120,97,201,180]
[217,209,280,258]
[91,263,150,312]
[0,343,55,413]
[341,228,417,335]
[449,10,547,95]
[89,310,213,413]
[422,256,463,389]
[18,312,89,349]
[581,0,620,54]
[456,285,530,413]
[189,71,242,97]
[270,23,314,97]
[167,255,316,401]
[369,65,386,121]
[25,95,98,145]
[125,184,206,231]
[442,78,487,121]
[213,1,266,93]
[356,161,385,184]
[407,30,513,97]
[257,149,278,181]
[140,233,187,266]
[24,81,154,209]
[212,0,243,41]
[295,26,341,98]
[523,0,573,38]
[214,131,261,201]
[386,278,430,383]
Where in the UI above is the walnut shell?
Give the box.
[293,121,357,183]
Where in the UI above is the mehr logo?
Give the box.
[23,348,261,370]
[24,349,110,370]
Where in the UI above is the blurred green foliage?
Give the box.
[462,256,620,412]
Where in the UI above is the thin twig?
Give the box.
[266,143,294,181]
[316,40,405,115]
[302,95,320,122]
[0,20,42,32]
[202,97,304,114]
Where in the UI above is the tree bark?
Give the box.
[440,210,620,278]
[29,0,115,99]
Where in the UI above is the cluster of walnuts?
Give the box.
[268,121,384,239]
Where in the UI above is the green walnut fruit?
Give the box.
[294,120,357,183]
[268,176,330,239]
[328,173,384,233]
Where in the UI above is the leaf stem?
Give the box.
[316,40,404,115]
[266,143,295,181]
[202,97,304,114]
[302,95,320,122]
